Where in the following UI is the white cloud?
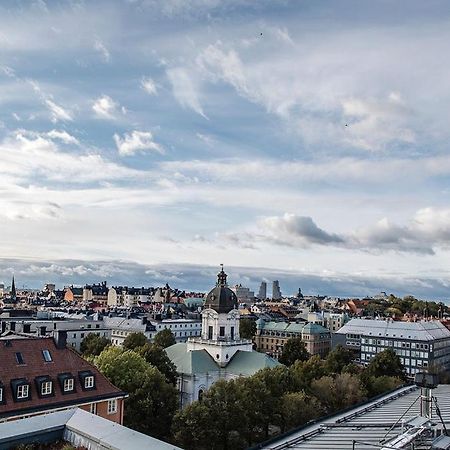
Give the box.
[166,67,207,118]
[45,99,73,122]
[92,95,121,119]
[46,129,79,145]
[114,130,164,156]
[141,77,158,95]
[94,39,111,62]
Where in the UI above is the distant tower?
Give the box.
[272,280,282,300]
[10,276,16,301]
[257,281,267,300]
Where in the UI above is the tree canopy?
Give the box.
[239,318,257,340]
[79,333,110,356]
[137,343,178,385]
[364,348,407,381]
[94,346,178,439]
[122,332,148,350]
[154,328,176,348]
[278,337,309,366]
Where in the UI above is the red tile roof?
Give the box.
[0,337,125,419]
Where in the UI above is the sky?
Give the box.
[1,0,450,299]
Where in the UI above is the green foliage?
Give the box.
[279,337,309,366]
[122,332,147,350]
[290,355,326,391]
[239,318,257,340]
[137,343,178,384]
[364,375,403,397]
[364,348,407,381]
[311,373,366,413]
[94,346,177,439]
[325,345,354,374]
[79,333,110,356]
[154,328,176,348]
[279,391,324,432]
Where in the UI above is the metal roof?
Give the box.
[336,319,450,341]
[258,385,450,450]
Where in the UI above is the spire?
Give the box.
[11,275,16,301]
[217,264,227,287]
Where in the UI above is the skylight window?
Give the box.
[15,352,25,365]
[42,349,52,362]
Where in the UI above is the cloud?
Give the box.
[44,99,73,122]
[46,129,79,145]
[92,95,121,119]
[262,213,344,246]
[141,77,158,95]
[94,39,111,62]
[113,130,164,156]
[166,67,207,118]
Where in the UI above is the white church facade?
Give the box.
[166,267,280,407]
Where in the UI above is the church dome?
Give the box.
[204,267,238,314]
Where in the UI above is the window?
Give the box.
[0,386,3,403]
[17,384,29,399]
[15,352,25,365]
[90,402,97,414]
[42,350,52,362]
[85,376,94,389]
[41,381,52,395]
[208,326,213,340]
[64,378,74,392]
[219,326,225,337]
[230,326,235,340]
[107,399,118,414]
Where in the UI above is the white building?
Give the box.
[166,268,280,408]
[335,318,450,376]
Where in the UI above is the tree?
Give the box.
[94,346,178,439]
[311,373,366,413]
[123,332,147,350]
[325,345,355,374]
[364,348,406,381]
[364,375,403,397]
[279,391,323,432]
[154,328,176,348]
[80,333,110,356]
[137,343,178,384]
[172,402,216,450]
[239,318,256,340]
[172,379,247,450]
[279,337,309,366]
[290,355,326,391]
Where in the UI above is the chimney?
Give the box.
[39,326,47,336]
[54,330,67,349]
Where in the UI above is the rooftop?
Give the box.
[0,407,182,450]
[337,318,450,341]
[256,384,450,450]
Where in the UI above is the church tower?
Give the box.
[186,266,252,367]
[10,276,16,302]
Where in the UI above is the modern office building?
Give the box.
[272,280,282,300]
[335,318,450,376]
[257,281,267,300]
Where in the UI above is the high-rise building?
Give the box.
[272,280,282,300]
[257,281,267,300]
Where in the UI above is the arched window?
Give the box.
[198,389,204,401]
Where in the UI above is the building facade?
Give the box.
[255,319,331,359]
[166,268,280,408]
[335,318,450,376]
[0,333,126,423]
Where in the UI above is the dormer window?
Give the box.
[35,376,53,398]
[85,376,94,389]
[78,370,96,391]
[58,373,76,394]
[11,379,31,402]
[17,384,29,399]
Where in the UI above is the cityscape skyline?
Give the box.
[1,1,450,299]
